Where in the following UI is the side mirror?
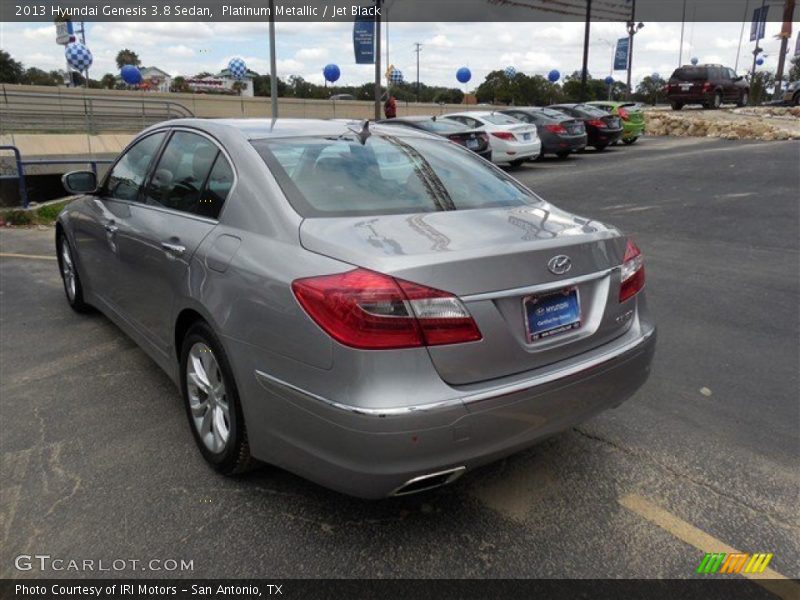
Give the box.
[735,76,744,82]
[62,170,97,194]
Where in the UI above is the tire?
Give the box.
[57,231,91,313]
[180,321,257,475]
[737,91,749,107]
[670,102,683,111]
[593,144,608,152]
[793,92,800,107]
[556,151,571,159]
[509,159,525,167]
[623,137,639,145]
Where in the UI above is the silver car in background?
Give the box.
[56,119,655,498]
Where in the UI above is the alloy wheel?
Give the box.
[60,240,76,302]
[186,342,230,453]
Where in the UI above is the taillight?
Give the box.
[292,269,482,349]
[491,131,516,140]
[545,124,567,134]
[448,134,466,146]
[587,119,607,128]
[618,108,630,121]
[619,239,645,302]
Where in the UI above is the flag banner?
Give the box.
[614,38,630,71]
[353,16,375,64]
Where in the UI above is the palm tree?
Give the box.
[115,49,141,70]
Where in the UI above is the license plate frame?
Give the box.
[523,133,531,141]
[524,287,582,342]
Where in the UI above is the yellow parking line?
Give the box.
[619,494,798,600]
[0,252,57,261]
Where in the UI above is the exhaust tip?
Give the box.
[389,466,466,497]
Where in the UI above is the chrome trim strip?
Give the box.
[389,466,466,497]
[462,268,616,303]
[253,326,654,418]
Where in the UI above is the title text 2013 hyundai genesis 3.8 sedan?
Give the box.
[56,119,655,498]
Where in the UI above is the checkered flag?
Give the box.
[389,68,403,85]
[64,43,93,72]
[228,57,247,80]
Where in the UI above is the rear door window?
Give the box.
[672,67,707,81]
[144,131,220,216]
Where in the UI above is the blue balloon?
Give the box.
[756,58,765,66]
[548,69,561,83]
[691,57,699,65]
[456,67,472,84]
[604,76,614,85]
[323,63,341,83]
[120,64,142,85]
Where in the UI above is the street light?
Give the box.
[625,18,644,99]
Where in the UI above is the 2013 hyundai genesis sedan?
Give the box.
[55,118,656,498]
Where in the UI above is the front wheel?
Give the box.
[737,91,749,107]
[623,137,639,145]
[671,102,683,111]
[593,144,608,152]
[57,232,91,313]
[180,322,256,475]
[508,159,525,167]
[556,151,571,159]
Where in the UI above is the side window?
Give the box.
[513,113,531,123]
[144,131,219,215]
[105,132,166,201]
[464,117,481,128]
[728,68,737,80]
[199,155,234,219]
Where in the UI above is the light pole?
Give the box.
[414,42,422,102]
[625,12,644,99]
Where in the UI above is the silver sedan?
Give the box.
[56,119,655,498]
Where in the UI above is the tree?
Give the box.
[171,76,190,93]
[23,67,59,86]
[0,49,24,83]
[789,56,800,83]
[635,74,667,105]
[115,49,141,69]
[100,73,117,89]
[749,70,775,105]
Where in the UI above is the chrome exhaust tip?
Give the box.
[389,466,466,497]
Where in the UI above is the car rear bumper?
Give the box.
[623,122,645,139]
[594,129,624,146]
[542,134,587,154]
[667,92,713,103]
[248,314,656,499]
[492,140,541,163]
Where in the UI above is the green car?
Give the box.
[587,101,646,144]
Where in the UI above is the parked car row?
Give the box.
[378,102,646,166]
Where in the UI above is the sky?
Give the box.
[1,19,798,88]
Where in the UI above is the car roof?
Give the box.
[146,118,438,141]
[442,111,495,118]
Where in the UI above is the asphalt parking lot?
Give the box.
[1,137,798,587]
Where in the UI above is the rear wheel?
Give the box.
[509,159,525,167]
[793,92,800,106]
[593,144,608,152]
[670,101,684,111]
[555,151,571,159]
[180,321,256,475]
[57,232,91,313]
[623,137,639,145]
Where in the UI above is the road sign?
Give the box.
[750,6,769,42]
[55,20,74,45]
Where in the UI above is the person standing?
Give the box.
[383,94,397,119]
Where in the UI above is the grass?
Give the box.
[0,199,72,227]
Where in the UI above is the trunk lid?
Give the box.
[562,119,586,136]
[300,205,634,385]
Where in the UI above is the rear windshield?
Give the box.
[671,67,707,81]
[482,114,521,125]
[574,104,610,117]
[252,135,539,218]
[536,108,571,119]
[418,119,468,133]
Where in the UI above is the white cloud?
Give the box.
[166,45,195,58]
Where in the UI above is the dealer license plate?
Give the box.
[524,288,581,341]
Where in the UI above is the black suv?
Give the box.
[666,64,749,110]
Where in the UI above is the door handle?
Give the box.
[104,222,119,234]
[161,242,186,257]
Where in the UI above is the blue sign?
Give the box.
[353,17,375,65]
[750,6,769,42]
[614,38,630,71]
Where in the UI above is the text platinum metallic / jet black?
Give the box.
[55,118,655,498]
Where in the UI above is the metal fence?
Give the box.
[0,145,113,207]
[0,86,195,134]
